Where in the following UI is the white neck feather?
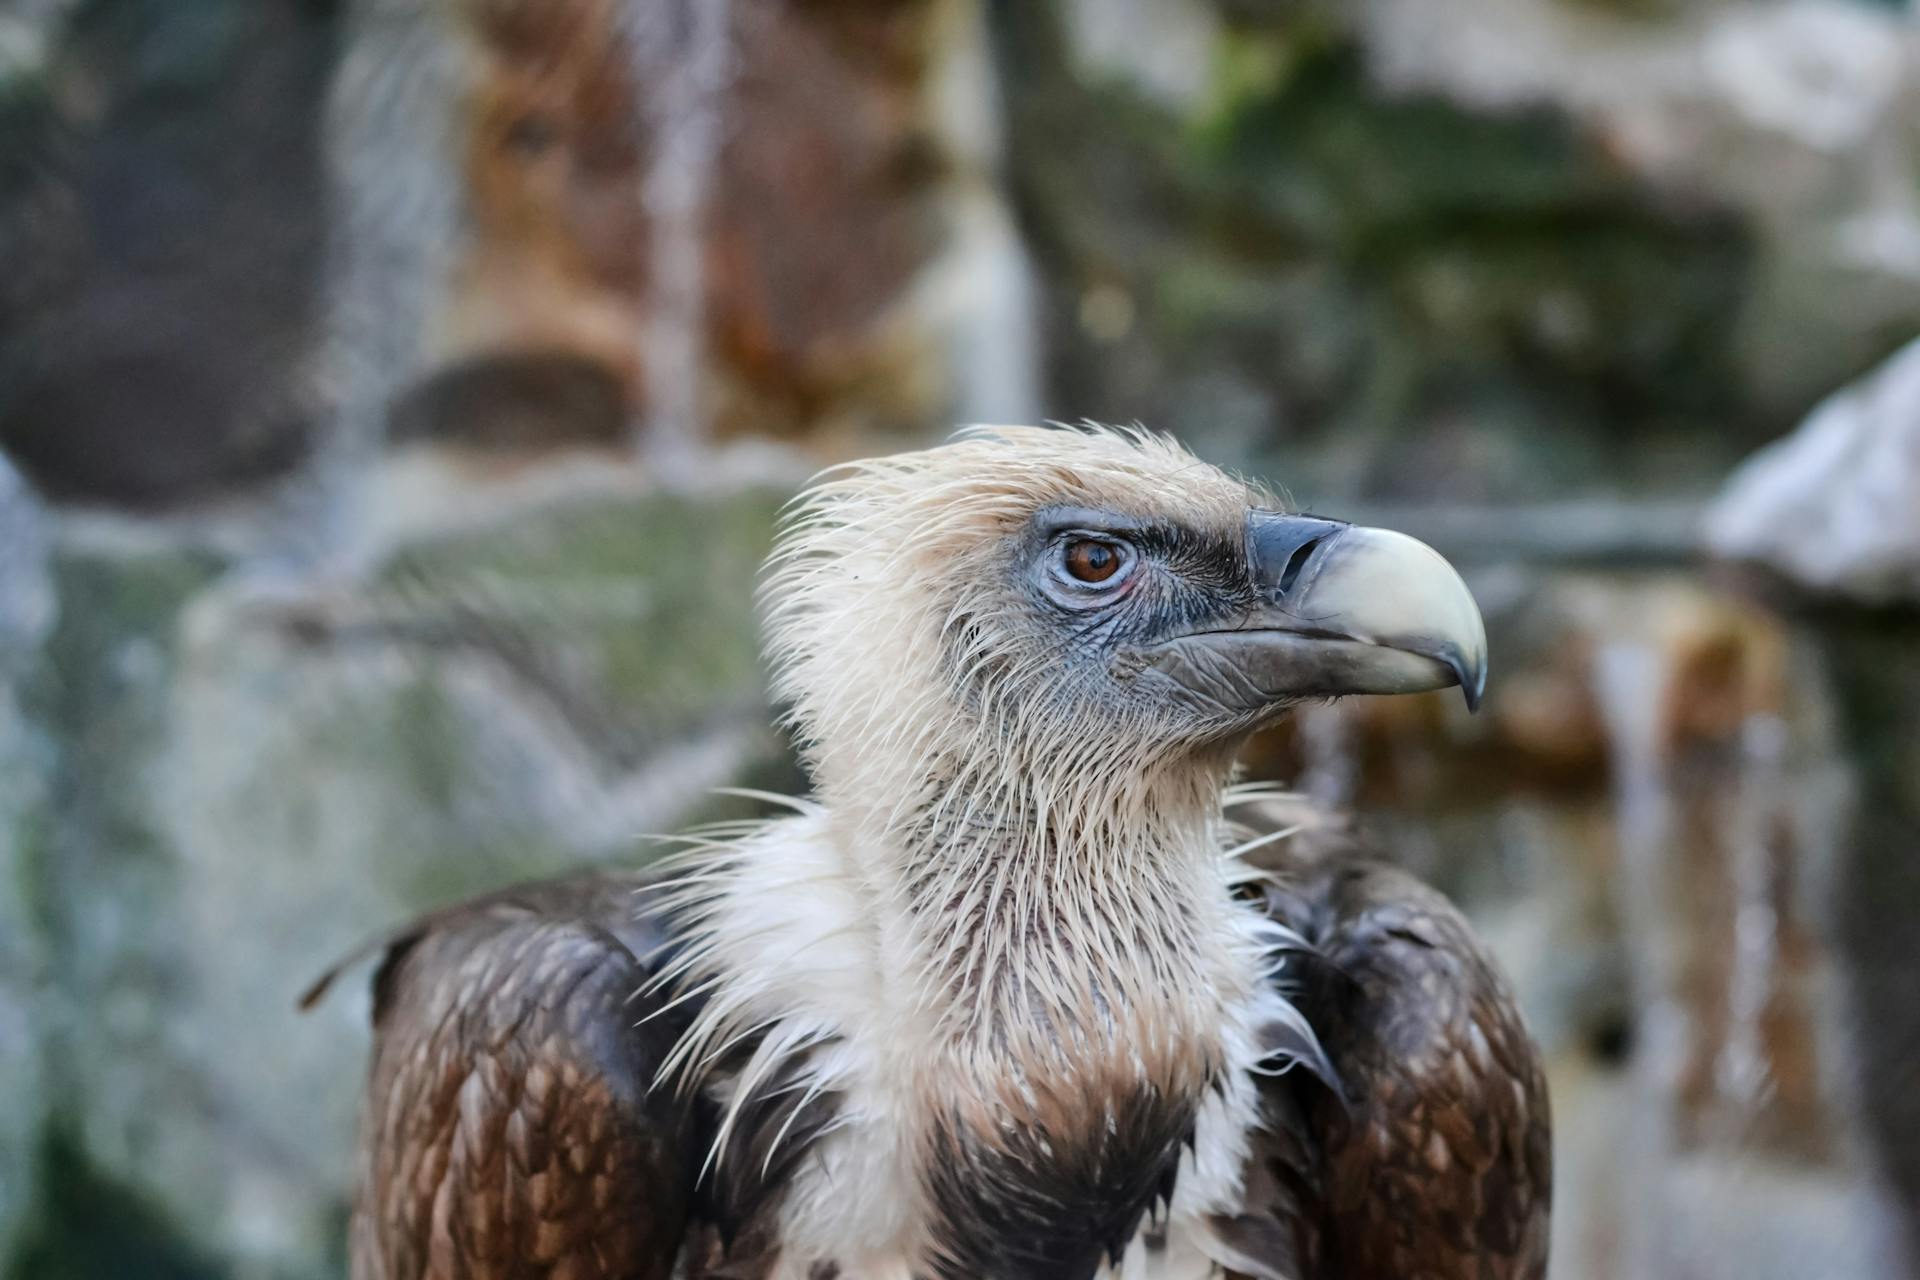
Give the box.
[820,735,1252,1094]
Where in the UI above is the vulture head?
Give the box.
[766,424,1485,840]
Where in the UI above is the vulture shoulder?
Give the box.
[304,874,700,1280]
[1219,810,1553,1280]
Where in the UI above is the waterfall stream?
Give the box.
[630,0,735,474]
[1591,636,1683,1279]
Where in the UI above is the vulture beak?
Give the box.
[1146,512,1489,713]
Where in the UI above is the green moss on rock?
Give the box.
[18,544,221,952]
[1000,5,1756,501]
[380,489,784,759]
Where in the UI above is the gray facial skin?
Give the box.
[1144,512,1489,716]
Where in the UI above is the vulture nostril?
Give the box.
[1277,537,1322,596]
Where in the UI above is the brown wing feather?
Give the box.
[1220,812,1552,1280]
[337,874,699,1280]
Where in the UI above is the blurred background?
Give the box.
[1,0,1918,1276]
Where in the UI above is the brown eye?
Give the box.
[1063,538,1124,583]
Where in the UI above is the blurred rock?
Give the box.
[1816,614,1920,1271]
[0,457,55,662]
[0,457,53,1267]
[997,3,1759,500]
[2,0,1035,517]
[708,0,988,441]
[1708,335,1920,606]
[995,0,1920,503]
[1057,0,1221,110]
[1352,0,1920,422]
[6,538,225,1276]
[0,0,333,509]
[0,0,75,85]
[5,483,796,1277]
[327,0,1034,468]
[1580,584,1828,1167]
[425,0,648,439]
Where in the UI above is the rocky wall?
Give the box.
[995,0,1920,503]
[1,469,795,1278]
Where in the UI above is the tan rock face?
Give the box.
[706,0,947,441]
[1,0,998,509]
[433,0,649,440]
[407,0,955,455]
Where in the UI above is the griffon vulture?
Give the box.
[312,426,1550,1280]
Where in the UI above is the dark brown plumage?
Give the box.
[311,876,695,1280]
[1215,810,1552,1280]
[315,806,1549,1280]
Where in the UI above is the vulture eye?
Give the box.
[1061,538,1129,585]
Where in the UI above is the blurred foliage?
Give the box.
[1000,5,1754,499]
[8,1130,216,1280]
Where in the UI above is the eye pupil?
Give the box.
[1065,539,1122,583]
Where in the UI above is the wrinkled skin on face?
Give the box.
[986,497,1487,748]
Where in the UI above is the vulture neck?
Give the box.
[827,736,1245,1058]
